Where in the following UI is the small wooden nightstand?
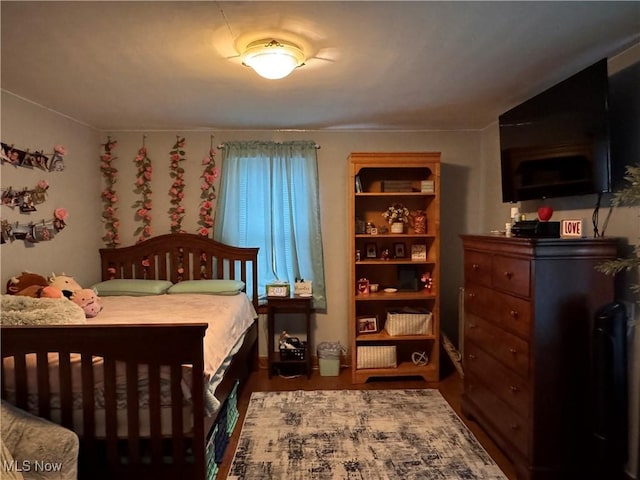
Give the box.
[266,296,313,378]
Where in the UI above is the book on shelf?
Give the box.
[355,175,363,193]
[382,180,413,192]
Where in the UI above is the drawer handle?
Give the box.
[468,292,476,298]
[509,310,519,318]
[510,423,520,430]
[509,348,518,354]
[468,323,477,329]
[504,271,514,279]
[509,385,519,393]
[472,263,480,271]
[468,354,476,360]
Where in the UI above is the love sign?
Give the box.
[561,219,584,238]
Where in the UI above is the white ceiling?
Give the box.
[1,1,639,132]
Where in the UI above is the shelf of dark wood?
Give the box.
[266,296,314,379]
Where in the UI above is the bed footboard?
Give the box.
[1,323,208,480]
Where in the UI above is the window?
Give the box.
[214,141,326,309]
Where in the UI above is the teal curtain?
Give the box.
[214,141,326,309]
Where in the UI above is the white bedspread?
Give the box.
[93,293,257,377]
[3,293,257,409]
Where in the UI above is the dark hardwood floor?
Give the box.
[217,360,517,479]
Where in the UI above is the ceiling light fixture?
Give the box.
[241,39,305,80]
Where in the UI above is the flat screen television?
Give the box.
[499,59,611,202]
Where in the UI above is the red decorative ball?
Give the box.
[538,206,553,221]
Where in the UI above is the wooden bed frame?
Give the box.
[1,233,260,480]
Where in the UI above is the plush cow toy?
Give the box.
[48,273,82,299]
[48,273,102,318]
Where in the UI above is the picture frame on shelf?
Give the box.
[411,244,427,261]
[357,315,378,334]
[365,243,377,258]
[393,242,406,258]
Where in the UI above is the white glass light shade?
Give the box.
[242,39,305,80]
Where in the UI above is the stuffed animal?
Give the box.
[48,273,83,299]
[70,288,102,318]
[48,274,102,318]
[15,284,64,299]
[6,272,48,294]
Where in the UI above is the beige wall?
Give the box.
[0,92,102,288]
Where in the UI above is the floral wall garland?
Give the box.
[168,137,186,233]
[133,138,152,243]
[100,137,120,248]
[94,134,223,243]
[198,137,218,237]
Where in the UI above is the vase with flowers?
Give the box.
[382,203,410,234]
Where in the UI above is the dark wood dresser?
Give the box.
[460,234,618,480]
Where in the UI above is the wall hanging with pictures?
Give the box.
[1,142,66,171]
[0,208,68,244]
[1,180,49,212]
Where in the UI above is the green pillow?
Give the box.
[92,279,173,296]
[167,279,245,295]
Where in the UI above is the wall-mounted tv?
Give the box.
[499,59,611,203]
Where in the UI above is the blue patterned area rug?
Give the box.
[227,389,507,479]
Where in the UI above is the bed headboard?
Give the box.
[99,233,259,309]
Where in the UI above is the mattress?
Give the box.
[2,293,257,436]
[93,293,258,378]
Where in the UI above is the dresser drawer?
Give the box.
[464,283,531,339]
[465,374,529,458]
[464,341,530,418]
[465,313,530,378]
[464,250,492,287]
[492,255,530,297]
